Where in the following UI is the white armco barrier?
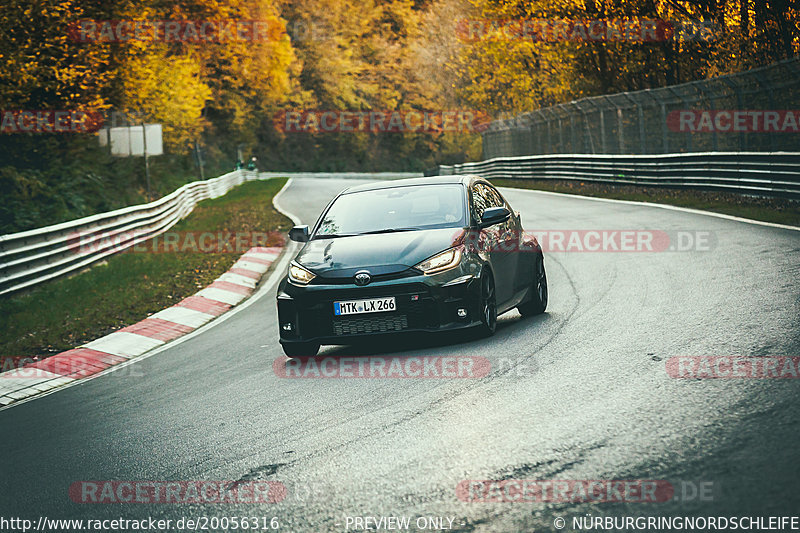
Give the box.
[439,152,800,200]
[0,170,261,297]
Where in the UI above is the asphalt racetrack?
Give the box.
[1,177,799,532]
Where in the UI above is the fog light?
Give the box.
[282,323,293,331]
[457,308,467,318]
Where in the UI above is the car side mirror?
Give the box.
[479,207,511,228]
[289,225,310,242]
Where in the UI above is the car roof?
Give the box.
[342,175,482,194]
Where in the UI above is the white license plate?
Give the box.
[334,297,396,316]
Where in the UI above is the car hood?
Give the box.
[295,228,464,278]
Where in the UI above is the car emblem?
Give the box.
[354,271,371,286]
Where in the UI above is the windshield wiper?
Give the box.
[358,227,422,235]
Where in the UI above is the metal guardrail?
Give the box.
[259,172,422,180]
[0,170,260,297]
[437,152,800,199]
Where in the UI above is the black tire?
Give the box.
[281,341,320,358]
[517,254,548,316]
[476,272,497,337]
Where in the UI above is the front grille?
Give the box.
[316,270,419,285]
[333,314,408,335]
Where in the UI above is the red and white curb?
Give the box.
[0,246,282,407]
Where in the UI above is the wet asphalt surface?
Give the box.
[1,177,799,532]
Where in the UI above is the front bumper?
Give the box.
[277,270,481,345]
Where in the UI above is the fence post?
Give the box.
[526,114,538,156]
[693,82,718,151]
[574,101,594,154]
[666,86,692,152]
[557,104,574,153]
[753,72,777,151]
[632,94,647,154]
[599,107,607,153]
[721,77,745,151]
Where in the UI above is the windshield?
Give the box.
[314,184,466,238]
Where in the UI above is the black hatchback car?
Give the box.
[276,175,547,357]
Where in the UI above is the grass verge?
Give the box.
[492,179,800,227]
[0,178,291,360]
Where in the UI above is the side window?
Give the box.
[472,182,513,227]
[471,184,490,222]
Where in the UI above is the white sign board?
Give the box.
[98,124,163,157]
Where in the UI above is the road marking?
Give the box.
[119,318,194,342]
[151,306,216,328]
[233,259,271,273]
[194,287,247,305]
[216,272,258,289]
[83,331,165,358]
[245,251,280,262]
[228,267,262,280]
[0,370,74,401]
[175,295,231,316]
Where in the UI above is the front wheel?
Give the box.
[476,273,497,337]
[517,255,547,316]
[281,341,320,358]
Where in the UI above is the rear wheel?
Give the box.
[517,255,547,316]
[281,341,320,358]
[476,273,497,337]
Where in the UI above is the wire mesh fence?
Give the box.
[482,58,800,159]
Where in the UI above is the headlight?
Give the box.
[415,247,462,275]
[288,262,316,285]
